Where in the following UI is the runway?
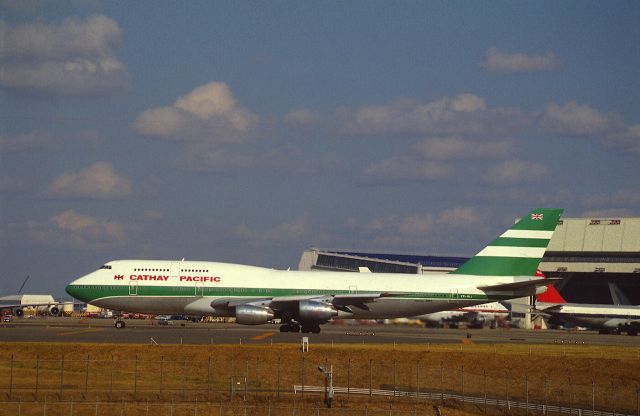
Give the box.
[1,317,639,346]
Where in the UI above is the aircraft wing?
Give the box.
[0,301,67,309]
[211,293,386,313]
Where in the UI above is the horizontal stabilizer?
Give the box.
[478,277,561,292]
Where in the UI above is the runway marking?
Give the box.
[251,332,275,341]
[57,328,105,336]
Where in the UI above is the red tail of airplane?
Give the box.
[535,269,566,303]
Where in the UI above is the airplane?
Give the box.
[65,208,563,333]
[535,281,640,336]
[0,276,68,317]
[415,301,509,329]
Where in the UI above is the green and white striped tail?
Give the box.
[452,208,563,276]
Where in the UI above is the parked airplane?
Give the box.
[535,282,640,336]
[416,301,509,328]
[0,276,67,317]
[66,208,563,333]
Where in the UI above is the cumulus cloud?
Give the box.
[233,215,321,245]
[481,47,560,73]
[46,161,132,199]
[177,144,303,172]
[414,137,513,160]
[541,101,623,137]
[363,157,453,183]
[285,108,319,125]
[27,209,125,250]
[0,130,50,152]
[483,159,547,185]
[132,82,259,144]
[437,207,483,227]
[0,15,129,95]
[339,94,529,137]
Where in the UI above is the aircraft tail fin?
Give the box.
[537,274,566,304]
[452,208,563,276]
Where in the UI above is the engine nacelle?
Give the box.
[49,306,60,316]
[14,308,24,317]
[235,305,274,325]
[299,300,338,323]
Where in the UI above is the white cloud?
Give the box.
[414,137,513,160]
[233,215,322,246]
[607,124,640,154]
[437,207,483,227]
[0,130,50,152]
[177,144,302,172]
[541,101,623,137]
[481,47,560,73]
[483,159,547,185]
[285,108,319,125]
[27,209,125,250]
[339,94,529,137]
[363,157,453,183]
[46,161,132,199]
[0,15,129,95]
[132,82,258,144]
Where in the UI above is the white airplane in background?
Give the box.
[416,301,509,329]
[535,281,640,336]
[0,276,68,317]
[66,208,563,333]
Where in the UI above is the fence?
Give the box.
[0,354,638,415]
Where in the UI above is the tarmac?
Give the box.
[1,316,639,346]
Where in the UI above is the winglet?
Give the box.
[452,208,563,276]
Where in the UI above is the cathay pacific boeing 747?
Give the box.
[66,208,563,333]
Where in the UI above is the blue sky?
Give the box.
[1,1,639,296]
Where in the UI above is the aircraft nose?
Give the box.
[66,276,88,302]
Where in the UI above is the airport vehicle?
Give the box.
[536,282,640,335]
[66,208,562,333]
[2,314,13,322]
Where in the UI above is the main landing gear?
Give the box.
[279,320,321,333]
[115,320,126,329]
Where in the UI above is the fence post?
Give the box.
[301,355,305,398]
[545,376,549,414]
[207,356,211,401]
[369,359,372,399]
[592,379,595,413]
[35,354,40,400]
[415,360,419,404]
[109,355,114,400]
[59,353,65,399]
[461,365,464,407]
[483,369,487,415]
[276,357,281,399]
[134,355,139,399]
[160,355,164,398]
[440,360,444,404]
[182,359,187,401]
[525,374,529,416]
[84,354,89,397]
[393,360,397,397]
[347,358,351,398]
[505,370,510,413]
[9,354,13,399]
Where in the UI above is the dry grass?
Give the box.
[0,342,639,415]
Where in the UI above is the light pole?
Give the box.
[318,365,334,408]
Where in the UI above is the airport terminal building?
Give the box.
[299,217,640,305]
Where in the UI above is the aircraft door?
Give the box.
[349,285,358,294]
[170,261,181,279]
[195,282,204,297]
[129,281,138,295]
[448,289,458,303]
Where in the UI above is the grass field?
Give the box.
[0,342,639,415]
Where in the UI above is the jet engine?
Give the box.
[298,300,338,322]
[235,305,274,325]
[14,308,24,317]
[49,306,60,316]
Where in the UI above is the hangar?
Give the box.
[298,217,640,305]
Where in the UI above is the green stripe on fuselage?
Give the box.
[65,284,513,304]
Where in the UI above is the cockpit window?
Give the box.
[100,265,112,270]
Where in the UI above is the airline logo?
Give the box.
[114,275,124,280]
